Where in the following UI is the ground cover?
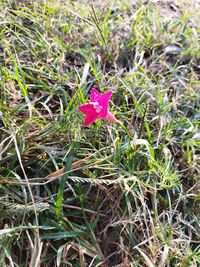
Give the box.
[0,0,200,266]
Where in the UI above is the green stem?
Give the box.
[115,119,133,138]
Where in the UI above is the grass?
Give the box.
[0,0,200,266]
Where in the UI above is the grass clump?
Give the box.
[0,0,200,266]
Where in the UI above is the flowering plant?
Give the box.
[78,88,116,126]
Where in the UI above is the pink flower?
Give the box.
[78,88,116,126]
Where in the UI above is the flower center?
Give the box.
[91,102,103,113]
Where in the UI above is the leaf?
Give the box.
[55,146,74,217]
[80,62,90,86]
[13,58,28,97]
[135,247,155,267]
[41,231,85,240]
[56,245,65,267]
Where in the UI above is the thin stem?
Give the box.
[115,119,133,139]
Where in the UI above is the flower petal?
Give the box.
[98,90,113,116]
[84,113,98,126]
[90,88,101,102]
[78,103,94,114]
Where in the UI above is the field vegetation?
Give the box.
[0,0,200,266]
